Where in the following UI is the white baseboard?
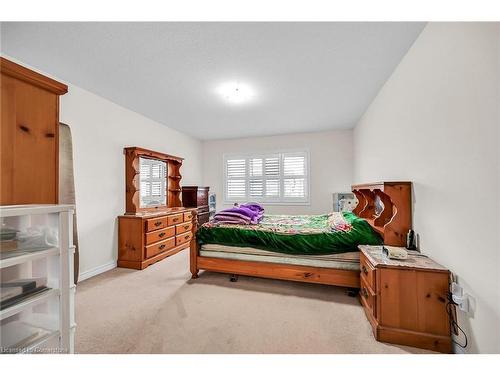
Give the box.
[78,260,117,282]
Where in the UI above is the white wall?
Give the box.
[202,130,353,215]
[353,23,499,353]
[2,54,204,280]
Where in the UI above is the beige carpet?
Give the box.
[75,249,433,354]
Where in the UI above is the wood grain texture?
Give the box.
[118,217,144,263]
[196,256,361,287]
[0,58,67,204]
[145,237,175,258]
[118,208,196,270]
[189,214,199,278]
[352,181,412,246]
[359,246,452,353]
[176,231,192,246]
[175,222,192,235]
[124,147,184,214]
[0,57,68,95]
[145,226,176,245]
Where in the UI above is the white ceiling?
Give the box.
[1,22,424,140]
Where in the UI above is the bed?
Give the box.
[189,182,412,288]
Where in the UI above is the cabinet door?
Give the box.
[1,75,59,204]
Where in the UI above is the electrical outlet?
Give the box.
[451,282,470,313]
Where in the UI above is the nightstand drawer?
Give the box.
[145,226,175,245]
[167,214,183,226]
[360,278,376,317]
[145,237,175,258]
[360,252,376,290]
[176,222,192,235]
[176,232,192,246]
[146,216,168,232]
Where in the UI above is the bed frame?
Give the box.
[189,181,412,288]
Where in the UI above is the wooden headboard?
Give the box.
[351,181,412,246]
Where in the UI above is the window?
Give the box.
[224,151,309,204]
[139,157,167,208]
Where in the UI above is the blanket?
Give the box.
[197,211,382,255]
[213,202,264,224]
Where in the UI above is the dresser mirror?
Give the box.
[124,147,184,214]
[139,157,167,208]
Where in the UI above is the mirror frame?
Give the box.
[124,147,184,214]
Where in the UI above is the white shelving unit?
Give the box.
[0,204,76,354]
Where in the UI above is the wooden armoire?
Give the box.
[1,57,68,204]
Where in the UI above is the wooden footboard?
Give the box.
[190,241,360,288]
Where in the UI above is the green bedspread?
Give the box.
[197,212,382,255]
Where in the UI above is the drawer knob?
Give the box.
[361,265,368,275]
[159,244,166,250]
[185,235,190,240]
[173,218,179,222]
[154,221,162,227]
[159,232,166,238]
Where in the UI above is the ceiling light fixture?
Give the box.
[216,81,255,104]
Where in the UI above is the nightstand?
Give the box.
[358,245,452,353]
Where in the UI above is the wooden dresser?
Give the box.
[182,186,210,225]
[118,147,196,270]
[118,208,197,270]
[1,57,68,204]
[359,245,452,353]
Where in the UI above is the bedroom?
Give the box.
[0,1,499,372]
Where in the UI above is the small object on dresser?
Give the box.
[406,229,417,250]
[382,245,408,260]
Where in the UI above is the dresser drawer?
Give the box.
[146,216,168,232]
[360,252,376,290]
[176,222,192,235]
[167,214,183,226]
[145,237,175,258]
[360,278,376,318]
[176,232,192,247]
[145,226,175,245]
[183,211,193,222]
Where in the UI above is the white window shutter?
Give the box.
[283,153,307,200]
[283,155,306,176]
[226,158,247,199]
[224,151,308,204]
